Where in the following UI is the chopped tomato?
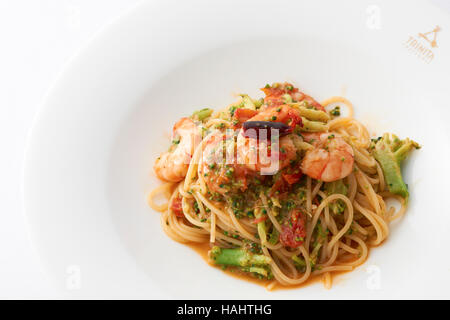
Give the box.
[282,171,303,185]
[234,108,258,123]
[304,95,326,112]
[171,197,184,217]
[287,108,302,130]
[269,168,302,196]
[280,209,306,248]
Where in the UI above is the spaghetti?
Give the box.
[149,82,419,289]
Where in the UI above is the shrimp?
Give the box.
[237,134,297,173]
[200,132,250,195]
[154,117,200,182]
[236,105,299,173]
[262,82,326,112]
[300,132,354,182]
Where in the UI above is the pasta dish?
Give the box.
[149,82,420,289]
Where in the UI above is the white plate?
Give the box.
[24,0,450,299]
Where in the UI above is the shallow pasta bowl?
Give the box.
[24,0,450,298]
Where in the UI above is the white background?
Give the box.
[0,0,448,299]
[0,0,141,299]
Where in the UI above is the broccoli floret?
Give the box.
[371,133,420,200]
[291,247,322,272]
[324,180,348,214]
[192,108,213,121]
[210,246,272,278]
[299,117,328,132]
[268,227,279,245]
[210,246,271,267]
[237,94,264,110]
[292,255,306,272]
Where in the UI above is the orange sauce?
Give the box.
[185,241,353,290]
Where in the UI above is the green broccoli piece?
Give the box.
[210,246,271,267]
[310,242,322,266]
[324,180,348,214]
[299,117,328,132]
[290,102,331,122]
[241,266,269,278]
[371,133,420,200]
[239,94,257,110]
[268,227,279,245]
[292,243,322,272]
[192,108,213,121]
[292,255,306,272]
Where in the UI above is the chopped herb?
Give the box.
[229,106,237,117]
[330,106,341,116]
